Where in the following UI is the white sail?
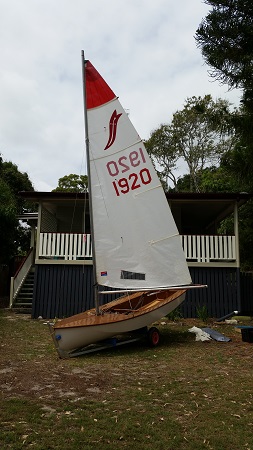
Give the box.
[85,61,191,289]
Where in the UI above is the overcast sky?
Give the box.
[0,0,241,191]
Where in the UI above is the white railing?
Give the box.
[10,247,34,307]
[39,233,92,260]
[181,235,236,263]
[38,232,236,264]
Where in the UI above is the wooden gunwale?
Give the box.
[54,289,185,329]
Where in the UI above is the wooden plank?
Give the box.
[192,235,197,260]
[188,235,192,260]
[197,236,201,262]
[52,233,56,257]
[69,233,73,260]
[55,233,60,257]
[60,233,65,258]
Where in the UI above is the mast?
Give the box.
[81,50,100,315]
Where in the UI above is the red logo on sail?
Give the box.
[104,110,122,150]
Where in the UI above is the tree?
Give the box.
[145,124,178,190]
[175,166,238,193]
[0,178,16,263]
[0,156,34,264]
[53,174,88,192]
[220,104,253,191]
[195,1,253,190]
[175,166,237,193]
[146,95,234,191]
[195,1,253,93]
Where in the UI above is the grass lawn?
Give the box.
[0,308,253,449]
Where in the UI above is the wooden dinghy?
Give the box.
[50,289,186,357]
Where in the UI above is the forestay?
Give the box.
[85,61,191,290]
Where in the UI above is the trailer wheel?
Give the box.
[147,327,160,347]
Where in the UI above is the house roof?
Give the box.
[166,192,252,232]
[19,191,252,232]
[19,191,88,201]
[19,190,252,202]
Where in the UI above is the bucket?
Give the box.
[241,327,253,343]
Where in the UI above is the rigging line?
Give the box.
[101,290,146,315]
[68,146,88,235]
[80,155,89,236]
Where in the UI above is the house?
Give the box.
[10,191,253,319]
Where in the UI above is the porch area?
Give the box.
[18,190,245,269]
[37,232,237,267]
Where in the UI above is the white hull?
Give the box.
[50,289,186,357]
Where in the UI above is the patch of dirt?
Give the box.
[0,358,114,402]
[0,310,252,405]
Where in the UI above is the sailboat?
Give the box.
[49,52,196,357]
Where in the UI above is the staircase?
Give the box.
[12,266,35,312]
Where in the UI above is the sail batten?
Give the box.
[149,233,180,245]
[90,138,144,160]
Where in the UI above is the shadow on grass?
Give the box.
[80,325,192,360]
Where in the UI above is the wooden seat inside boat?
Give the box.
[101,289,177,316]
[138,299,161,310]
[108,296,164,315]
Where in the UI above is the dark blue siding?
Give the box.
[32,265,93,318]
[32,265,242,319]
[32,264,119,319]
[240,271,253,314]
[181,267,240,318]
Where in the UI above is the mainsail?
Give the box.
[85,61,191,290]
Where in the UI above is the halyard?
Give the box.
[0,308,253,450]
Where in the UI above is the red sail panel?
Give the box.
[85,61,116,109]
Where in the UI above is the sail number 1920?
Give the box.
[106,148,152,197]
[112,169,151,196]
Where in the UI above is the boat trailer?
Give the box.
[48,324,161,358]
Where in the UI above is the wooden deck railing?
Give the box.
[38,233,236,264]
[39,233,92,260]
[180,235,236,263]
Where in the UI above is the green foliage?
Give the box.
[53,174,88,192]
[195,0,253,92]
[171,95,234,192]
[166,307,183,321]
[194,4,253,270]
[221,108,253,191]
[145,95,234,192]
[199,166,239,192]
[145,124,178,190]
[176,166,239,193]
[0,155,34,263]
[196,304,209,324]
[0,178,17,263]
[237,200,253,271]
[196,2,253,191]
